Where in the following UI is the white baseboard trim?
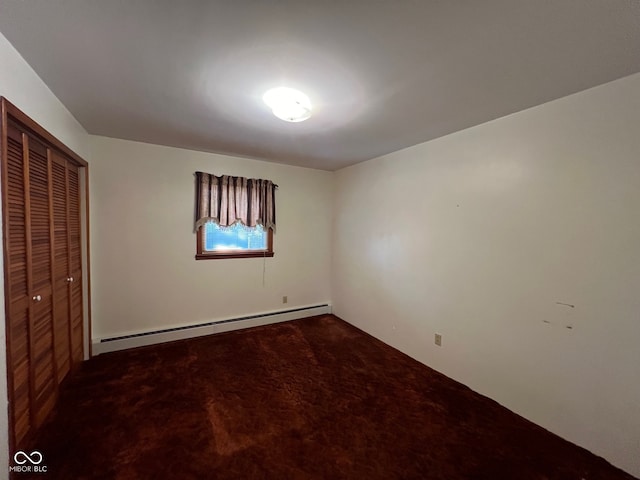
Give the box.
[91,303,332,356]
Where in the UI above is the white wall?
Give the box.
[0,31,89,474]
[332,72,640,477]
[89,136,332,340]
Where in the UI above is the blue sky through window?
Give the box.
[204,222,267,251]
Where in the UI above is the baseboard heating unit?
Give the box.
[92,303,332,355]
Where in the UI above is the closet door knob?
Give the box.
[32,295,42,302]
[67,277,74,283]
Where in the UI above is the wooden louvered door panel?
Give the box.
[67,163,83,365]
[26,135,57,428]
[5,123,32,446]
[51,153,71,382]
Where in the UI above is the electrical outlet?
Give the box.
[435,333,442,347]
[282,296,288,304]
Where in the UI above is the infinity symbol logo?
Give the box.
[13,450,43,465]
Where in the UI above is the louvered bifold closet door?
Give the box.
[51,153,71,381]
[2,98,88,453]
[26,135,57,428]
[67,163,83,365]
[5,123,31,446]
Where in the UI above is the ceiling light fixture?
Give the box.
[263,87,312,122]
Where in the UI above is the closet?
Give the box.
[1,98,88,450]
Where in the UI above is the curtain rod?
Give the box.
[196,171,278,188]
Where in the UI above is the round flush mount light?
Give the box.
[263,87,312,122]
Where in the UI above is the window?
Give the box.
[196,222,274,259]
[194,172,276,260]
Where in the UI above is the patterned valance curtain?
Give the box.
[195,171,277,232]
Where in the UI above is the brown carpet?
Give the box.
[27,314,635,480]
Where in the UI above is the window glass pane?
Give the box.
[204,222,267,251]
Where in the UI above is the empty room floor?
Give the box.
[28,315,635,479]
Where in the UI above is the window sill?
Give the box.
[195,251,275,260]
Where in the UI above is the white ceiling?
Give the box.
[1,1,639,171]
